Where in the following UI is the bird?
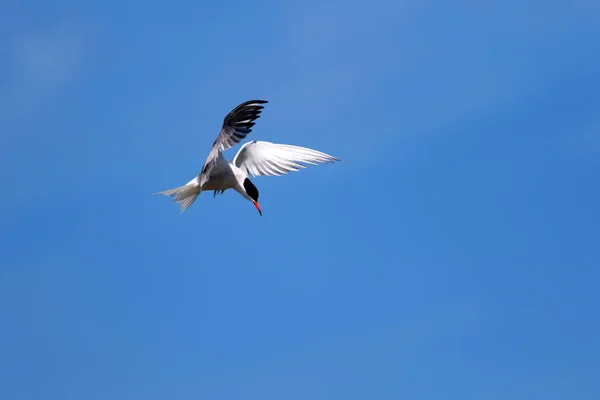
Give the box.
[155,99,339,215]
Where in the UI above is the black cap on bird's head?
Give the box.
[243,178,262,216]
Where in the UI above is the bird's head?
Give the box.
[243,178,262,216]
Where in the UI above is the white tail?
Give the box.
[155,179,201,213]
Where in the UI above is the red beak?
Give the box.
[253,200,262,216]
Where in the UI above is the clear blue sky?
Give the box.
[1,1,599,399]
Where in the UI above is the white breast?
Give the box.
[200,154,237,191]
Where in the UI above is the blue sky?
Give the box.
[1,1,599,399]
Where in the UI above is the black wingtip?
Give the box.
[236,99,269,108]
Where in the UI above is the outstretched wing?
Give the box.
[232,140,339,177]
[199,100,268,185]
[214,100,268,152]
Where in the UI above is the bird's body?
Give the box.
[156,100,339,215]
[199,152,243,195]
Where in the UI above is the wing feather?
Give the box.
[215,99,268,152]
[232,141,340,178]
[198,100,268,186]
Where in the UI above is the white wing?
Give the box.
[231,140,339,177]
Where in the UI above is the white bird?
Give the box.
[155,100,339,215]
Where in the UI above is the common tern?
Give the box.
[156,100,339,215]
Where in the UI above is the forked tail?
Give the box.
[155,179,201,213]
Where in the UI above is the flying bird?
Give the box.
[155,100,339,215]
